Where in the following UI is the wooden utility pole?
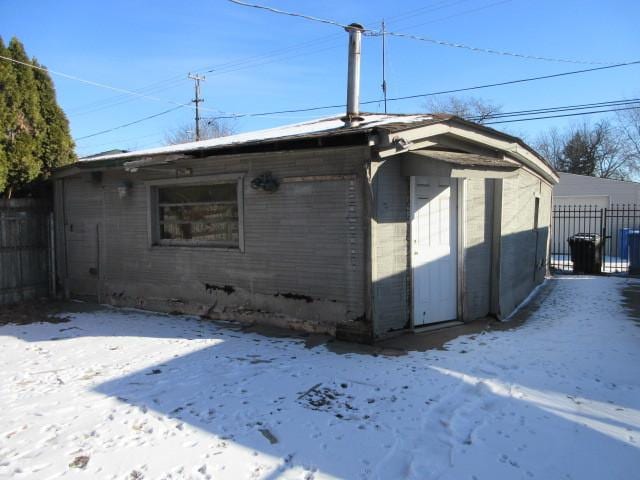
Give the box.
[381,20,387,114]
[188,73,205,141]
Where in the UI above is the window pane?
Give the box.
[160,221,239,242]
[158,184,236,204]
[155,182,240,246]
[159,204,237,223]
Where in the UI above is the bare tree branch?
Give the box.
[165,119,234,145]
[424,96,502,123]
[534,118,636,180]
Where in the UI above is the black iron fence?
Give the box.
[551,204,640,275]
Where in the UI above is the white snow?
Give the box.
[1,276,639,479]
[551,254,630,274]
[79,114,436,163]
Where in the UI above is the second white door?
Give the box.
[411,176,458,326]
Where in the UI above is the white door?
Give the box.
[411,176,458,326]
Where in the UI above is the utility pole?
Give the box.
[381,20,387,114]
[188,73,205,141]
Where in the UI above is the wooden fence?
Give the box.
[0,199,53,305]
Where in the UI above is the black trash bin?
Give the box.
[568,233,602,274]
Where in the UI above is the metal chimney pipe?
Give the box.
[343,23,364,127]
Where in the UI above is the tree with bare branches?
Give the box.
[424,96,502,123]
[535,120,635,180]
[617,107,640,170]
[164,119,233,145]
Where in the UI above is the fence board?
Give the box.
[0,199,52,304]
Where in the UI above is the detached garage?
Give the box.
[53,113,557,342]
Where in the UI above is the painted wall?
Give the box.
[498,169,551,317]
[553,173,640,206]
[370,159,410,336]
[55,147,370,338]
[369,158,528,337]
[462,178,495,320]
[55,147,554,340]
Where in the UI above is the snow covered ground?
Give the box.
[1,276,639,480]
[550,254,630,274]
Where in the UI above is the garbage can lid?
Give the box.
[571,233,600,240]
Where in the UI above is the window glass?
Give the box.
[156,182,239,245]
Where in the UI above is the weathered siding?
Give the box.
[370,159,410,336]
[0,199,51,304]
[370,162,506,336]
[59,175,103,298]
[56,147,370,337]
[498,168,550,317]
[462,178,494,320]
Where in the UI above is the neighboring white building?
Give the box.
[553,172,640,208]
[551,173,640,268]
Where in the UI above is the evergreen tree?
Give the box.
[33,58,75,177]
[559,131,597,176]
[0,38,10,193]
[0,36,76,198]
[4,37,43,198]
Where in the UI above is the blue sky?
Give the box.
[2,0,639,156]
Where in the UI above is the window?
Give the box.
[150,177,242,248]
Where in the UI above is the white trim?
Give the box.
[409,176,460,328]
[409,175,417,329]
[144,172,244,187]
[457,178,466,321]
[377,123,558,185]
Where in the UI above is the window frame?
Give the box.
[146,173,245,251]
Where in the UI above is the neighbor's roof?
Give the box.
[78,113,447,162]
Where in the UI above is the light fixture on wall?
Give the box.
[392,136,412,152]
[117,181,133,199]
[250,172,279,192]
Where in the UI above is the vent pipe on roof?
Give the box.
[343,23,365,128]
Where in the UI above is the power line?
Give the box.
[75,107,183,140]
[395,0,514,30]
[379,60,640,103]
[75,97,640,145]
[70,1,497,119]
[228,0,349,29]
[383,0,474,25]
[71,57,640,142]
[0,54,225,114]
[68,77,189,116]
[227,0,616,65]
[485,105,640,125]
[472,98,640,121]
[382,30,604,65]
[66,34,343,116]
[204,60,640,120]
[76,131,165,148]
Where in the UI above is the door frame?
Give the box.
[409,176,466,329]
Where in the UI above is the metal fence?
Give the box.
[551,204,640,275]
[0,199,54,304]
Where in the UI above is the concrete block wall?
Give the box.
[55,146,370,336]
[462,178,494,320]
[498,168,550,317]
[370,159,410,337]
